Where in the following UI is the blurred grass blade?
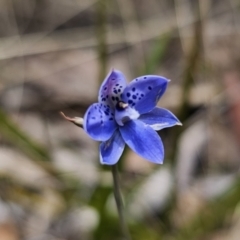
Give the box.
[172,178,240,240]
[141,33,171,75]
[0,109,50,162]
[0,109,66,181]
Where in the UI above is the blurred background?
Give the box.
[0,0,240,239]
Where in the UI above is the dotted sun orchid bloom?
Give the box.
[83,69,181,165]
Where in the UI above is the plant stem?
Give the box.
[111,164,131,240]
[96,0,108,87]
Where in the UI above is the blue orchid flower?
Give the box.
[83,69,181,165]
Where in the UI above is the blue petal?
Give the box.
[83,103,117,141]
[121,75,169,114]
[98,69,127,108]
[139,107,182,130]
[100,130,125,165]
[119,120,164,164]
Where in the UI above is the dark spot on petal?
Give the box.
[132,103,135,106]
[144,77,147,79]
[128,100,133,104]
[120,86,123,88]
[91,117,96,120]
[132,87,136,92]
[101,120,103,124]
[104,111,109,115]
[127,92,131,97]
[132,95,137,99]
[104,87,107,90]
[118,89,121,93]
[135,78,138,81]
[114,90,118,94]
[109,117,113,120]
[116,84,119,86]
[112,96,115,101]
[120,93,123,98]
[141,94,144,97]
[102,98,106,101]
[112,78,115,81]
[115,97,119,101]
[139,98,141,100]
[106,95,109,98]
[148,86,152,90]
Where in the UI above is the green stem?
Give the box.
[111,164,131,240]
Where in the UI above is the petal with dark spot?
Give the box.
[83,103,117,141]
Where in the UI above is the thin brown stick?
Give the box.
[60,112,83,128]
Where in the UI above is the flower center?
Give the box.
[116,101,128,111]
[115,101,140,126]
